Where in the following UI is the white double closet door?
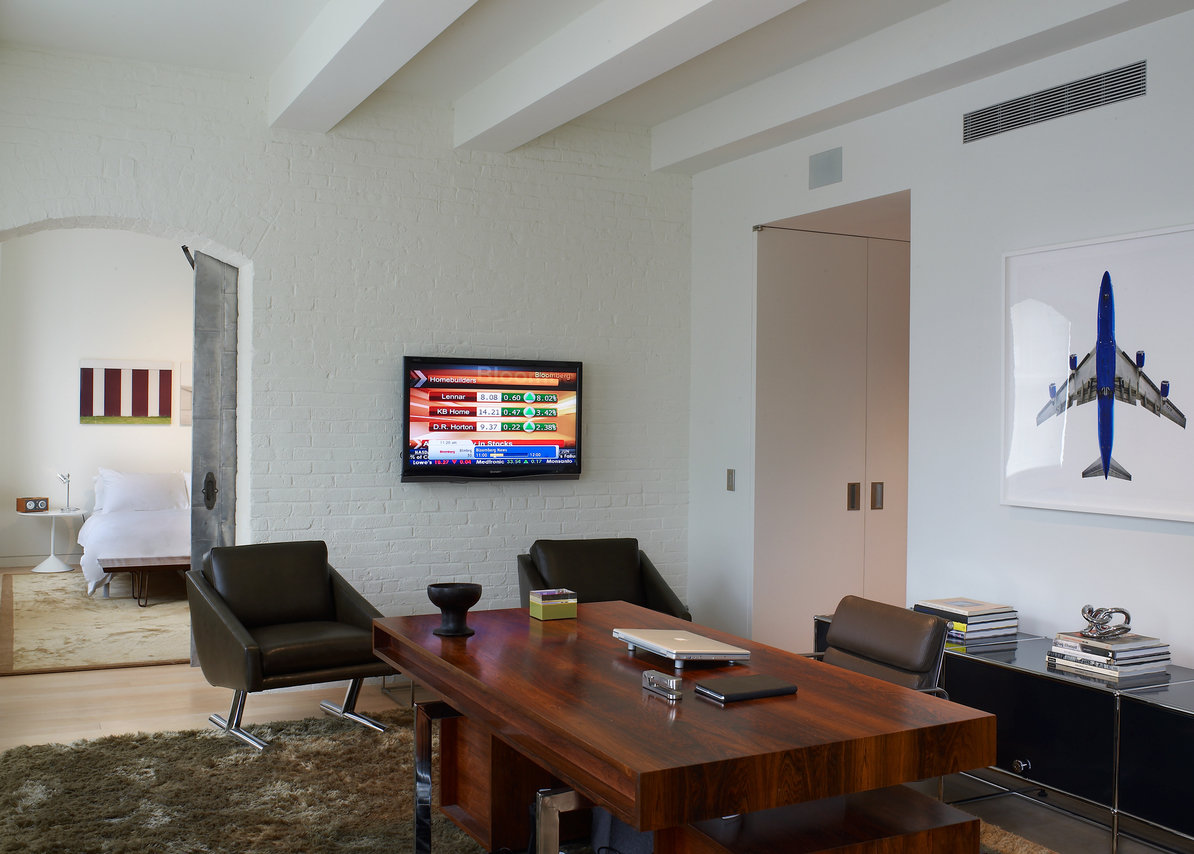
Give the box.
[752,225,910,652]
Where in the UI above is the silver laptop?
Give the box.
[612,628,750,669]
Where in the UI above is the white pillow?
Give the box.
[97,468,190,513]
[93,473,105,513]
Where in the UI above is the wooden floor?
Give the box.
[0,562,418,751]
[927,773,1188,854]
[0,662,413,751]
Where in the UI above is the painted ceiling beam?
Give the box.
[453,0,806,152]
[651,0,1192,174]
[269,0,477,132]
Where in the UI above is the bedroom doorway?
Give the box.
[0,227,241,675]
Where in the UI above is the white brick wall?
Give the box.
[0,47,692,615]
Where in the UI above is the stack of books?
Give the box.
[1047,630,1170,681]
[913,597,1019,647]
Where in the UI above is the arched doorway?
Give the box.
[0,222,244,673]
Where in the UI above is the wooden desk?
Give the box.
[373,601,995,853]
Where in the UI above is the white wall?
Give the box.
[690,12,1194,657]
[0,47,692,613]
[0,229,193,565]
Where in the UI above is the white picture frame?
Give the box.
[1002,224,1194,522]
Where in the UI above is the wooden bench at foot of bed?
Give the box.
[97,556,191,607]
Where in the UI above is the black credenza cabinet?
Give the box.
[1117,683,1194,838]
[941,638,1116,806]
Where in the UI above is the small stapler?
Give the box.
[642,669,683,702]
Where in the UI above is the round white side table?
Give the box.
[17,509,82,573]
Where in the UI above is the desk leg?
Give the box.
[535,788,590,854]
[414,700,461,854]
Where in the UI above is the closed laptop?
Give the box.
[612,628,750,666]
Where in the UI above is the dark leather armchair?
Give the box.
[516,538,690,621]
[819,594,948,694]
[186,540,394,749]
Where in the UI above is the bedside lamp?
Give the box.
[57,472,77,511]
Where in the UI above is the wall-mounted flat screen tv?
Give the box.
[401,356,582,482]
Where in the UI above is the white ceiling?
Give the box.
[2,0,1188,173]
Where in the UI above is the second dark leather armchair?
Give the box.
[517,537,690,621]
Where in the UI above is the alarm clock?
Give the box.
[16,497,49,513]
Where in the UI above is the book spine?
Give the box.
[1050,642,1169,663]
[949,623,1017,634]
[1047,656,1125,677]
[1048,652,1115,670]
[950,625,1017,640]
[1048,660,1123,680]
[1051,638,1112,658]
[1047,653,1168,674]
[914,604,1016,623]
[1053,634,1168,655]
[947,619,1018,633]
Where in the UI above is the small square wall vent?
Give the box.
[963,60,1146,143]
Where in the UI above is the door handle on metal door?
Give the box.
[202,472,218,510]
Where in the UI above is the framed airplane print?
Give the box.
[1002,224,1194,522]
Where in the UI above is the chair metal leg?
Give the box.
[209,690,269,750]
[414,700,461,854]
[320,678,387,732]
[535,787,589,854]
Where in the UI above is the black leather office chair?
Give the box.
[818,594,949,695]
[186,540,395,749]
[516,538,691,621]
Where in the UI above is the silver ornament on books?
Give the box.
[1079,604,1131,639]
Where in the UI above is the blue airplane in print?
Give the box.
[1036,271,1186,481]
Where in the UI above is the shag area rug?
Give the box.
[0,569,189,676]
[0,707,1057,854]
[0,708,481,854]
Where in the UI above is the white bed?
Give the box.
[76,469,191,596]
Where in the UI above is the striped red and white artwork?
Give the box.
[80,360,173,424]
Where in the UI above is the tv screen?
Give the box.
[401,356,582,482]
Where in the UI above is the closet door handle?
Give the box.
[870,482,885,510]
[847,482,861,511]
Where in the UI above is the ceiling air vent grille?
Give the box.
[963,60,1146,143]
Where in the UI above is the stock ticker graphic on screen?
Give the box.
[401,358,581,481]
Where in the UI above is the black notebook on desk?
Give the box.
[694,674,797,703]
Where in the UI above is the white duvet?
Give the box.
[77,508,191,596]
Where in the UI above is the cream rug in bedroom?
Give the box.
[0,569,190,675]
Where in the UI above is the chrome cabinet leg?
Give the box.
[536,787,589,854]
[320,678,387,732]
[209,690,269,750]
[414,700,461,854]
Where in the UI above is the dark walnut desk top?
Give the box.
[373,600,994,832]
